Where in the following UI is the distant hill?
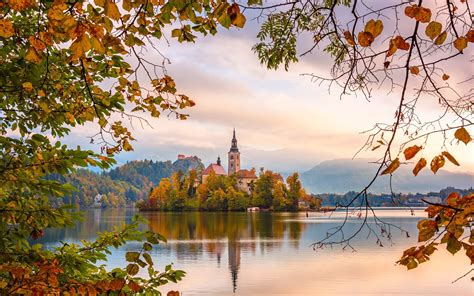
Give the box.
[300,158,474,194]
[107,156,204,188]
[53,156,204,207]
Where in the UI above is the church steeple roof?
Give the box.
[229,128,239,152]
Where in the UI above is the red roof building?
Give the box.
[203,163,227,176]
[202,156,226,183]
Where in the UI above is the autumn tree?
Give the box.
[0,0,248,293]
[245,0,473,272]
[252,170,276,208]
[286,172,303,211]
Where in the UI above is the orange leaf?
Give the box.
[441,151,460,166]
[404,5,418,18]
[453,37,468,52]
[430,155,445,174]
[410,66,420,75]
[454,127,472,144]
[22,82,33,92]
[358,31,374,47]
[394,35,410,50]
[387,36,409,57]
[446,192,460,206]
[467,30,474,43]
[381,158,400,175]
[413,158,427,176]
[105,0,120,21]
[344,31,356,46]
[415,7,431,23]
[0,19,15,38]
[128,280,141,292]
[28,36,46,52]
[404,145,422,160]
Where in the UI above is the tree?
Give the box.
[272,182,289,211]
[246,0,473,270]
[252,170,276,208]
[286,173,303,211]
[0,0,248,293]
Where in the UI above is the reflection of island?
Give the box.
[146,212,306,293]
[39,210,306,293]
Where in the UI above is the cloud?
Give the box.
[63,8,474,176]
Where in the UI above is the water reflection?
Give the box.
[38,209,473,295]
[145,212,305,292]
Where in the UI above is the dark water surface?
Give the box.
[38,209,473,295]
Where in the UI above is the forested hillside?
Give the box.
[52,157,204,207]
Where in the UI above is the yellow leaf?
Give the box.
[0,19,15,38]
[410,66,420,75]
[123,139,133,151]
[441,151,460,166]
[453,37,468,52]
[358,31,374,47]
[413,158,427,176]
[381,158,400,175]
[105,0,121,21]
[343,31,356,46]
[91,36,105,54]
[38,89,46,97]
[454,127,472,144]
[123,0,132,11]
[403,145,422,160]
[94,0,106,8]
[434,31,447,45]
[365,19,383,38]
[425,21,442,40]
[430,155,445,174]
[22,82,33,92]
[442,73,449,80]
[25,48,42,64]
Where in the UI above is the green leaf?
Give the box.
[446,236,462,255]
[143,253,153,266]
[126,263,139,275]
[125,251,140,262]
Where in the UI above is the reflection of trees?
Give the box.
[145,212,306,292]
[41,210,307,293]
[38,208,129,246]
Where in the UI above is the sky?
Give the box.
[66,2,473,174]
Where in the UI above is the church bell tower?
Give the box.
[228,129,240,175]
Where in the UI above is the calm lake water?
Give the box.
[38,209,473,295]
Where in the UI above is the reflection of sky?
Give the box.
[38,209,473,295]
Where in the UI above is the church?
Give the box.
[202,129,257,193]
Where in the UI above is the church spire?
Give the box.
[228,128,241,175]
[230,128,239,152]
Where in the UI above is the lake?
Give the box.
[38,209,473,295]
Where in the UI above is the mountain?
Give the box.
[300,158,474,194]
